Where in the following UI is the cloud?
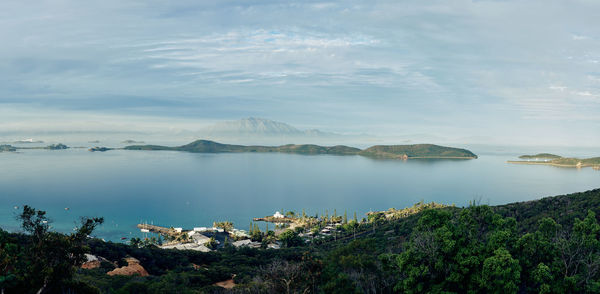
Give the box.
[572,34,591,40]
[1,0,600,145]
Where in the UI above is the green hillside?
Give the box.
[2,188,599,293]
[359,143,478,159]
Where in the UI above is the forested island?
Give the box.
[509,153,600,169]
[124,139,477,159]
[0,144,17,152]
[2,188,600,293]
[518,153,562,160]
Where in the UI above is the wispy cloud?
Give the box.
[1,0,600,145]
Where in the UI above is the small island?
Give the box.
[518,153,561,160]
[509,153,600,169]
[89,147,112,152]
[10,143,69,151]
[0,145,17,152]
[44,143,69,150]
[124,139,478,160]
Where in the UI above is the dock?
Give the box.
[253,216,294,223]
[136,224,184,238]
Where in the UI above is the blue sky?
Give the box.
[1,0,599,146]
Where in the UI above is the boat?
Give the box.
[121,237,128,240]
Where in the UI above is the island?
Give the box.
[11,143,69,150]
[44,143,69,150]
[0,144,17,152]
[508,153,600,169]
[88,147,112,152]
[518,153,561,160]
[124,139,477,159]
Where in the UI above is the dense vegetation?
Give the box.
[124,140,477,159]
[2,189,599,293]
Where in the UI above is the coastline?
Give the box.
[507,160,600,169]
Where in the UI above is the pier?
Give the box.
[136,224,184,238]
[252,216,294,223]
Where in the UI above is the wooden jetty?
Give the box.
[137,224,183,238]
[253,216,294,223]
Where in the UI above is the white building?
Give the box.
[191,233,211,245]
[174,227,183,233]
[232,239,261,248]
[273,211,284,218]
[161,243,211,252]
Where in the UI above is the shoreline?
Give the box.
[507,160,600,169]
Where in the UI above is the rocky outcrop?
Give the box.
[107,257,149,277]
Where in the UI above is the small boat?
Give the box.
[121,237,128,240]
[64,207,70,211]
[13,206,18,209]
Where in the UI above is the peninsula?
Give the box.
[124,139,477,159]
[508,153,600,169]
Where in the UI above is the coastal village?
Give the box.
[127,201,452,253]
[79,201,451,288]
[134,210,346,252]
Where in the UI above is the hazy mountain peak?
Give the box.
[206,117,326,137]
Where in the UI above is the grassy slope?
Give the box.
[72,188,600,292]
[494,188,600,232]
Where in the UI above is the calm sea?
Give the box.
[1,147,599,241]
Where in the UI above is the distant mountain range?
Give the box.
[203,117,338,138]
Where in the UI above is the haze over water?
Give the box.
[1,147,598,241]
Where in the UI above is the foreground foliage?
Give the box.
[1,189,599,293]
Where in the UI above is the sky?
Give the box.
[1,0,600,146]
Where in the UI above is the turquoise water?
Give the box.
[1,148,599,241]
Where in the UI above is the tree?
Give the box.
[251,225,263,242]
[18,205,104,293]
[262,260,309,294]
[480,248,521,294]
[205,237,218,250]
[0,230,21,292]
[214,221,233,233]
[129,237,142,248]
[279,230,303,248]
